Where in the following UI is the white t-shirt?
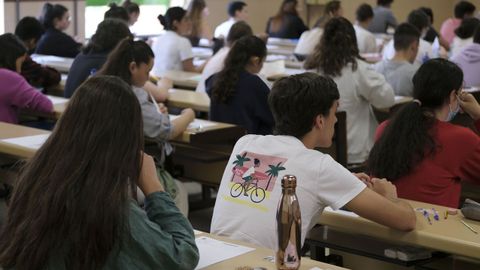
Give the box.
[450,37,473,59]
[210,135,366,250]
[294,27,323,56]
[151,31,194,76]
[382,38,433,64]
[214,18,236,39]
[354,24,377,54]
[311,60,395,163]
[196,47,230,93]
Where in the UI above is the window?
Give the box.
[85,0,188,38]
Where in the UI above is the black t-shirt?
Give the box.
[35,28,81,58]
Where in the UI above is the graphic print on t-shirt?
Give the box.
[224,151,287,212]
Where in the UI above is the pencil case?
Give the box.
[461,198,480,221]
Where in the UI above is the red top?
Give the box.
[375,119,480,208]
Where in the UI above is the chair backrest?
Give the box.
[316,111,347,166]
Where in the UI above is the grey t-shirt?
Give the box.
[132,86,172,141]
[375,60,419,97]
[368,6,397,34]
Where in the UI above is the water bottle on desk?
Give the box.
[276,175,301,270]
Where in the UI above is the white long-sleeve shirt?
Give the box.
[313,60,395,163]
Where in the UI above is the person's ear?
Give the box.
[313,114,325,130]
[129,61,137,74]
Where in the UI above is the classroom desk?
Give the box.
[267,37,298,48]
[31,54,74,73]
[198,231,348,270]
[267,44,295,56]
[316,200,480,259]
[0,118,244,159]
[167,89,210,113]
[192,47,213,60]
[162,70,201,89]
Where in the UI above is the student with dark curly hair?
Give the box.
[205,35,274,135]
[305,17,394,164]
[368,58,480,208]
[64,19,132,97]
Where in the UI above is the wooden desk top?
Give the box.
[162,70,201,89]
[167,89,210,112]
[317,200,480,259]
[198,232,348,270]
[31,54,74,73]
[0,118,244,158]
[0,122,48,158]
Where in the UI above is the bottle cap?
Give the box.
[282,175,297,188]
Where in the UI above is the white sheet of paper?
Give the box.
[194,236,255,269]
[169,115,217,131]
[47,95,68,105]
[260,60,286,77]
[1,134,50,150]
[323,207,359,218]
[309,267,325,270]
[464,87,480,93]
[194,230,203,235]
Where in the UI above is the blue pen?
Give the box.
[432,208,439,221]
[423,210,432,225]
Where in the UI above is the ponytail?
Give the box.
[367,58,464,180]
[104,3,129,22]
[210,35,266,104]
[367,102,437,180]
[97,37,154,85]
[39,3,68,29]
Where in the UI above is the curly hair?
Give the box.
[304,17,360,77]
[83,19,132,54]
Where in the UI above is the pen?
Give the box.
[423,210,432,225]
[460,220,478,234]
[432,208,439,221]
[444,210,448,220]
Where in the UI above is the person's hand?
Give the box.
[458,91,480,120]
[371,178,397,200]
[158,102,168,114]
[138,153,164,195]
[158,77,173,90]
[353,172,372,188]
[181,108,195,122]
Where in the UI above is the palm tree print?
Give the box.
[265,162,286,190]
[230,152,251,182]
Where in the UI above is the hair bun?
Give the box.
[157,14,166,26]
[109,2,118,8]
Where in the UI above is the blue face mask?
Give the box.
[446,101,460,122]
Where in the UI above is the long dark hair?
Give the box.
[367,59,463,180]
[39,3,68,29]
[83,19,132,54]
[187,0,206,38]
[97,37,154,85]
[158,6,187,31]
[0,76,143,270]
[304,17,360,77]
[0,33,27,71]
[314,0,341,28]
[210,35,266,104]
[270,0,298,33]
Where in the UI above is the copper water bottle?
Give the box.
[276,175,301,270]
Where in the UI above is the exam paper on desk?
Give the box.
[195,236,255,269]
[1,134,50,150]
[169,115,217,130]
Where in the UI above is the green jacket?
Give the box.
[47,192,199,269]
